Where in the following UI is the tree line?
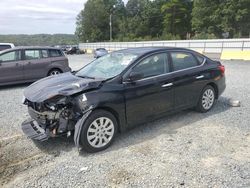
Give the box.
[75,0,250,42]
[0,34,77,46]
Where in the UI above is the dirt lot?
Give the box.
[0,55,250,187]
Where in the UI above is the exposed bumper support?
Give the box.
[21,119,49,141]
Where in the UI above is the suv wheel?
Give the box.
[80,110,118,152]
[196,85,216,113]
[48,69,62,76]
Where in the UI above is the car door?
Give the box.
[123,52,174,127]
[23,49,48,80]
[169,51,207,109]
[0,50,23,84]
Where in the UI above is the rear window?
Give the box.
[0,45,11,51]
[41,50,49,58]
[49,49,62,57]
[170,52,199,71]
[196,54,205,65]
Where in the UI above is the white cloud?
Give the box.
[0,0,86,34]
[13,5,78,14]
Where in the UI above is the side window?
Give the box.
[41,50,49,58]
[196,54,205,65]
[0,45,11,51]
[0,51,21,62]
[49,49,62,57]
[133,53,169,79]
[25,50,40,60]
[170,52,198,71]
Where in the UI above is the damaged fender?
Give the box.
[74,110,92,148]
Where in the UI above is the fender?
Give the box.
[74,110,92,149]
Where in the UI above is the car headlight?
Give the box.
[22,95,26,104]
[45,96,68,111]
[78,94,89,111]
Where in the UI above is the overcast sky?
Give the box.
[0,0,88,34]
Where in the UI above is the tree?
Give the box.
[75,0,250,41]
[192,0,250,38]
[75,0,125,42]
[161,0,192,39]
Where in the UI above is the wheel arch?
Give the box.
[47,68,63,76]
[207,82,219,99]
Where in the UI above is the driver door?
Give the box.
[123,52,174,127]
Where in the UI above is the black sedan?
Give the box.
[22,47,226,152]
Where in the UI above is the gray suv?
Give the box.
[0,47,71,86]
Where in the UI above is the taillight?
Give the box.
[218,65,225,75]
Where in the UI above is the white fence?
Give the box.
[79,38,250,53]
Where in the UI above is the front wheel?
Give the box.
[80,110,118,153]
[196,85,216,113]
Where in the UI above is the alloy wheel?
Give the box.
[202,88,215,110]
[87,117,115,148]
[50,70,61,76]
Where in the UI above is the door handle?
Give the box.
[161,83,173,88]
[196,75,204,79]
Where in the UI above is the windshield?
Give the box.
[76,52,138,79]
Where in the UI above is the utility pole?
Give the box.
[110,14,112,42]
[109,5,115,42]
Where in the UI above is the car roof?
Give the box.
[0,46,61,54]
[0,43,15,46]
[114,47,197,56]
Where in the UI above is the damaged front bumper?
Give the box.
[21,119,49,141]
[21,106,93,148]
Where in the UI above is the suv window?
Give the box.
[41,50,49,58]
[170,52,198,71]
[25,50,40,60]
[49,49,62,57]
[0,51,21,62]
[133,53,169,79]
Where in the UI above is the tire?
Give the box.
[196,85,216,113]
[48,69,62,76]
[80,110,118,153]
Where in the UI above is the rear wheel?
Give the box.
[196,85,216,113]
[80,110,118,153]
[48,69,62,76]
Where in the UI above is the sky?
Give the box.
[0,0,88,34]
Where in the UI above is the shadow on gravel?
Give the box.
[31,96,231,156]
[32,136,76,156]
[81,96,232,156]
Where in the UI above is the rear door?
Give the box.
[48,49,68,70]
[23,49,49,80]
[124,52,174,126]
[0,50,23,84]
[169,51,207,109]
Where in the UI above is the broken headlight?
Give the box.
[77,94,89,111]
[45,95,68,111]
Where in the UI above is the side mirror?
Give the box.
[127,71,143,82]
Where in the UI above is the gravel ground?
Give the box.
[0,55,250,188]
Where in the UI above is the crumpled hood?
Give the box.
[24,72,103,102]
